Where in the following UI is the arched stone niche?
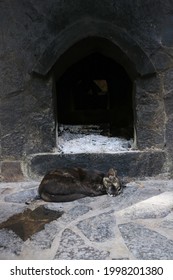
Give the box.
[32,19,165,150]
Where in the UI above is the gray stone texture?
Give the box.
[77,211,116,242]
[0,0,173,179]
[0,203,26,224]
[0,229,23,258]
[4,188,38,203]
[119,223,173,259]
[0,179,173,259]
[160,212,173,230]
[54,228,110,259]
[1,161,24,182]
[27,151,166,179]
[118,191,173,220]
[61,205,92,223]
[135,76,165,149]
[1,76,55,160]
[30,221,62,250]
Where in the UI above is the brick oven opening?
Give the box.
[55,46,134,153]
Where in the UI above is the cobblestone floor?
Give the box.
[0,179,173,260]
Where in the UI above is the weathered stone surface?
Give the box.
[30,0,173,75]
[1,161,24,182]
[164,68,173,93]
[165,115,173,153]
[163,69,173,169]
[1,76,55,160]
[0,229,23,259]
[0,0,173,177]
[85,180,173,211]
[23,77,55,155]
[164,93,173,118]
[118,192,173,220]
[0,179,173,259]
[77,211,116,242]
[119,222,173,259]
[61,205,92,223]
[4,188,38,203]
[135,75,163,94]
[160,212,173,230]
[54,228,110,259]
[135,76,165,149]
[0,203,26,223]
[27,151,166,179]
[30,221,62,250]
[1,91,27,159]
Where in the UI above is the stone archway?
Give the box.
[28,18,165,178]
[32,18,160,150]
[32,18,156,77]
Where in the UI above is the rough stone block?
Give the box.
[164,93,173,117]
[27,150,166,179]
[135,77,165,149]
[165,115,173,152]
[163,68,173,93]
[135,75,162,94]
[1,161,24,182]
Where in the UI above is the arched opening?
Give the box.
[53,37,135,153]
[57,52,133,138]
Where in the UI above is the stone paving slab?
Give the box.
[0,179,173,259]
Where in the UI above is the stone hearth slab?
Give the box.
[27,150,165,179]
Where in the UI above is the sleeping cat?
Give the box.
[38,167,122,202]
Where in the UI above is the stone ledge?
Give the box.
[26,150,166,179]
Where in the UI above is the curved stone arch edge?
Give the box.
[31,18,156,78]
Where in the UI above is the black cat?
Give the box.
[38,167,122,202]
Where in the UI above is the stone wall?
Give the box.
[0,0,173,180]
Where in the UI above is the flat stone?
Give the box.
[0,181,38,191]
[0,229,23,259]
[118,192,173,220]
[4,188,38,203]
[61,205,92,223]
[28,150,166,179]
[87,181,173,211]
[160,212,173,230]
[0,182,39,203]
[54,228,110,259]
[77,211,116,242]
[44,203,65,212]
[20,182,39,190]
[0,187,15,197]
[30,221,62,250]
[0,203,26,223]
[119,222,173,259]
